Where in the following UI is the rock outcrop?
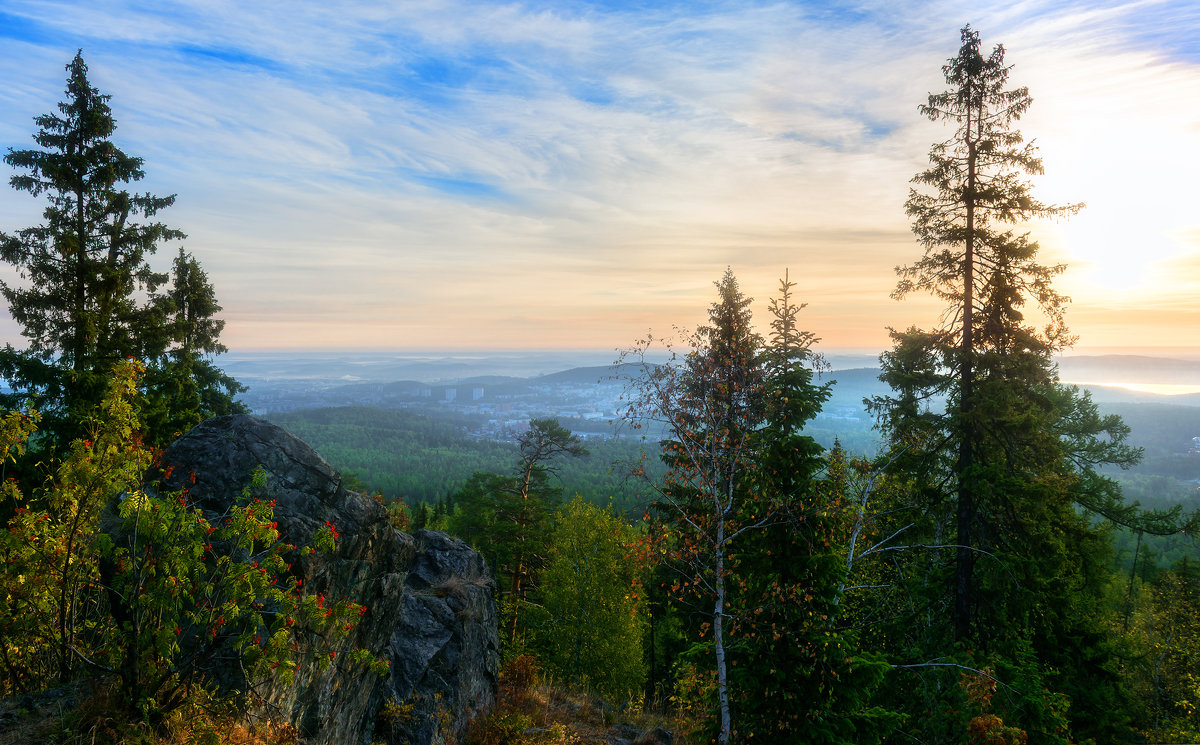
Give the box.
[153,414,498,745]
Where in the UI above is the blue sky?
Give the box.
[0,0,1197,352]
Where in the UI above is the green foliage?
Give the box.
[270,406,660,513]
[668,656,719,743]
[0,407,43,691]
[625,269,894,744]
[961,670,1030,745]
[0,52,177,448]
[271,406,514,503]
[97,467,381,724]
[464,708,536,745]
[0,361,151,689]
[719,272,894,744]
[0,52,240,456]
[1124,557,1200,743]
[449,469,548,656]
[877,23,1085,640]
[503,418,589,649]
[140,248,247,446]
[447,418,587,655]
[0,361,382,728]
[861,26,1170,744]
[624,268,765,744]
[535,496,647,701]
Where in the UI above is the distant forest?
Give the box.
[268,393,1200,571]
[269,405,666,514]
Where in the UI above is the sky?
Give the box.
[0,0,1197,355]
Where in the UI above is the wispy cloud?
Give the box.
[0,0,1196,351]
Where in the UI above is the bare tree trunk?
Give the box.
[955,99,978,644]
[714,514,731,745]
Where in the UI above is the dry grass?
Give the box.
[432,574,494,600]
[0,681,89,745]
[0,682,298,745]
[170,718,299,745]
[463,656,686,745]
[3,662,686,745]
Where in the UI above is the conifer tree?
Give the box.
[868,26,1161,741]
[624,269,764,744]
[626,269,890,742]
[884,25,1083,642]
[0,52,177,447]
[0,52,240,450]
[141,248,246,444]
[729,272,893,743]
[448,418,586,654]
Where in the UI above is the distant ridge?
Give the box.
[1064,384,1200,407]
[305,362,1197,405]
[531,363,649,385]
[232,352,1200,419]
[451,375,529,386]
[824,363,1200,407]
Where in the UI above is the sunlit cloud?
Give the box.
[0,0,1196,352]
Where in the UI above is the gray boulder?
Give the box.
[154,414,498,745]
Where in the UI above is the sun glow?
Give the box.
[1064,381,1200,396]
[1053,214,1153,293]
[1015,37,1200,327]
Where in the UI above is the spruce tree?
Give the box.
[141,248,246,444]
[868,26,1153,742]
[0,52,240,450]
[623,269,765,744]
[626,269,895,743]
[729,272,893,743]
[887,25,1082,642]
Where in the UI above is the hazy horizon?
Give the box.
[215,347,1200,397]
[219,344,1200,357]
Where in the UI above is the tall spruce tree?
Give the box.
[0,52,240,450]
[623,269,766,744]
[867,26,1160,742]
[887,25,1082,643]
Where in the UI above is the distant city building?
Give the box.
[473,387,484,401]
[445,388,456,402]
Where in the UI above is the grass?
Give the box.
[0,681,298,745]
[462,655,684,745]
[1,659,691,745]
